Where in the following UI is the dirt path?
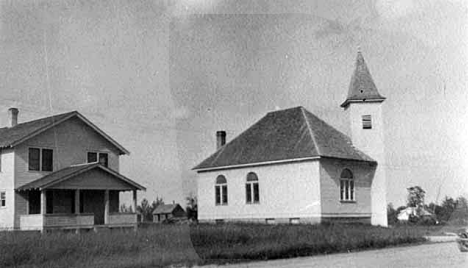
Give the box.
[200,242,467,268]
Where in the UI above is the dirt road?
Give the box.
[202,242,467,268]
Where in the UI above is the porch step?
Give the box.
[93,224,137,233]
[93,225,111,232]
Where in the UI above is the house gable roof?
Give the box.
[341,51,386,108]
[153,204,184,214]
[16,163,146,191]
[0,111,129,155]
[193,106,375,171]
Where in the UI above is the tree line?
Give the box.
[387,185,468,225]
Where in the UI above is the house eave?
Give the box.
[319,156,377,165]
[194,155,377,173]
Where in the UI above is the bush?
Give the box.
[416,216,438,226]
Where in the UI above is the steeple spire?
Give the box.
[341,51,385,108]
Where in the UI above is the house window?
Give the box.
[42,149,53,171]
[215,175,228,205]
[29,148,40,171]
[87,152,109,167]
[362,115,372,129]
[87,152,97,163]
[340,169,355,201]
[1,191,5,207]
[28,148,53,171]
[246,172,260,204]
[266,218,275,224]
[99,153,108,167]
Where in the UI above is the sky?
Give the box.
[0,0,467,207]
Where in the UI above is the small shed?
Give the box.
[153,204,186,223]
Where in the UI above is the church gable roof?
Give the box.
[193,106,375,171]
[341,52,385,108]
[301,109,373,161]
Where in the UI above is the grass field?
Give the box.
[0,223,435,268]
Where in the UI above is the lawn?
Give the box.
[190,223,427,263]
[0,223,430,268]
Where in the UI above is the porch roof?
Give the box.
[16,163,146,191]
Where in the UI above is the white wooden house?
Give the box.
[0,109,145,231]
[397,207,434,222]
[194,52,388,226]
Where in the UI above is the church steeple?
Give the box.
[342,50,388,226]
[341,51,385,108]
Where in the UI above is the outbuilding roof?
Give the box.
[153,204,184,214]
[16,163,146,191]
[0,111,129,155]
[193,106,375,171]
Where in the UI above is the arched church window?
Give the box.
[246,172,260,204]
[215,175,228,205]
[340,169,355,201]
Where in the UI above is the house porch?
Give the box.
[15,163,145,231]
[18,189,139,231]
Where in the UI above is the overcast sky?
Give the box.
[1,0,467,207]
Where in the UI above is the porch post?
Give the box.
[40,190,47,234]
[104,190,109,225]
[133,190,137,231]
[75,190,80,214]
[40,190,47,215]
[133,190,137,212]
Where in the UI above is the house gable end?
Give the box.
[0,111,128,155]
[14,116,124,188]
[22,116,122,156]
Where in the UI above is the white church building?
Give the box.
[193,52,388,226]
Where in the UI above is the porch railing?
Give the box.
[20,213,137,230]
[44,213,94,227]
[108,213,137,226]
[19,214,44,230]
[20,214,94,230]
